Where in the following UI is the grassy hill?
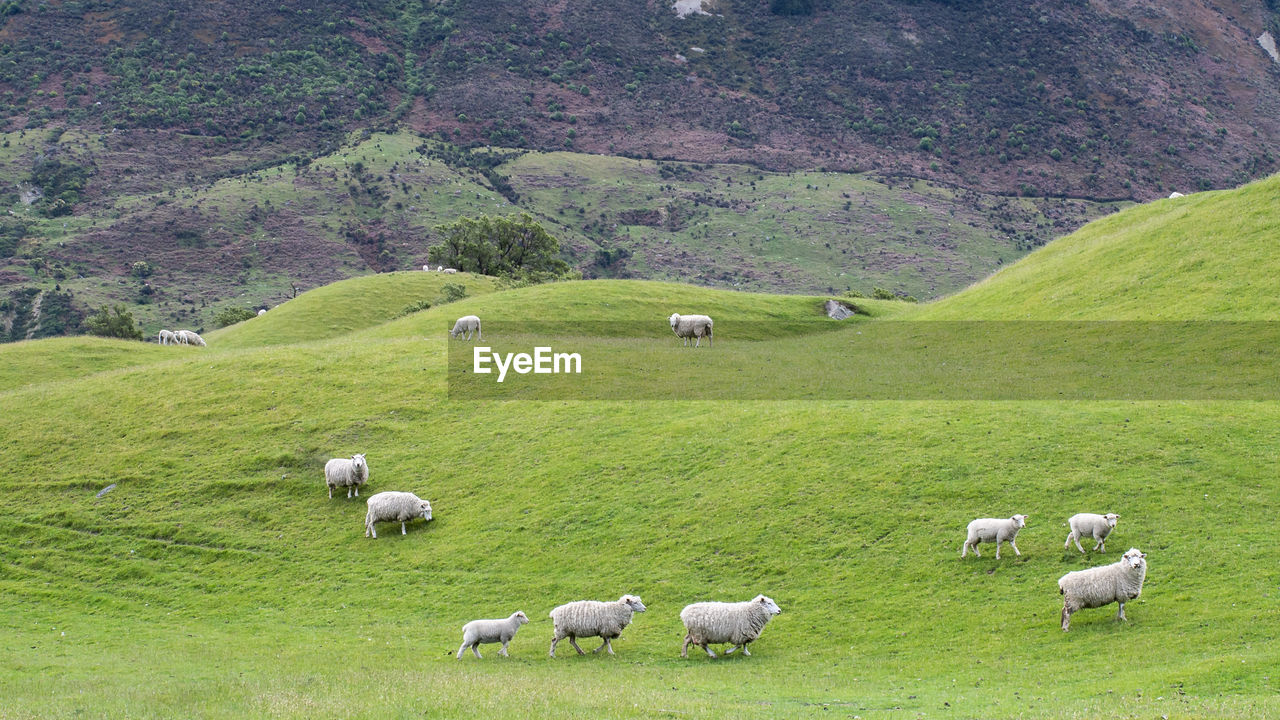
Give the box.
[2,241,1278,717]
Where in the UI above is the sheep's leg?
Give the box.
[369,524,378,539]
[347,486,353,499]
[1116,601,1126,621]
[1009,540,1021,557]
[742,644,751,656]
[1061,605,1072,631]
[703,643,716,658]
[591,638,613,654]
[1068,532,1084,553]
[476,328,482,341]
[401,521,407,535]
[568,637,586,655]
[724,644,738,655]
[472,644,483,659]
[456,643,467,660]
[549,636,560,657]
[499,641,509,657]
[1095,539,1105,552]
[995,541,1002,560]
[328,485,333,500]
[681,635,691,658]
[353,486,359,497]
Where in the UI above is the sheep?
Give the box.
[680,594,781,658]
[669,313,713,347]
[364,490,433,538]
[1058,547,1147,631]
[174,330,206,347]
[158,329,176,346]
[1168,191,1184,198]
[423,265,431,272]
[443,267,459,274]
[449,315,482,341]
[549,594,646,657]
[456,611,530,659]
[961,514,1028,559]
[257,308,267,316]
[324,453,368,499]
[1064,513,1120,554]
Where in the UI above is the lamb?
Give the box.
[1064,513,1120,554]
[456,611,530,659]
[1058,547,1147,631]
[364,490,433,538]
[173,330,206,347]
[549,594,646,657]
[449,315,482,341]
[324,453,368,499]
[158,329,176,345]
[680,594,781,658]
[669,313,713,347]
[961,514,1028,559]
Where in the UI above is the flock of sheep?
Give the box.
[962,512,1148,631]
[156,329,205,346]
[446,312,715,346]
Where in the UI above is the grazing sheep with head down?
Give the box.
[680,594,781,658]
[449,315,482,341]
[669,313,713,347]
[1065,512,1120,554]
[1058,547,1147,631]
[324,453,368,499]
[174,329,206,347]
[158,329,177,346]
[961,514,1028,559]
[456,611,529,659]
[364,491,433,538]
[549,595,646,657]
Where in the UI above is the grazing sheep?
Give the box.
[364,491,433,538]
[449,315,482,341]
[257,309,267,316]
[443,267,459,274]
[174,330,206,347]
[961,514,1028,559]
[1059,547,1147,631]
[324,453,368,499]
[1065,513,1120,554]
[158,329,177,346]
[456,611,530,659]
[549,595,646,657]
[669,313,714,347]
[680,595,781,658]
[1168,191,1184,198]
[423,265,431,272]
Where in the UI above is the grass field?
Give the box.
[1,178,1278,718]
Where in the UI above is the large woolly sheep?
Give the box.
[449,315,482,341]
[158,329,176,346]
[324,453,368,499]
[961,514,1028,560]
[1064,512,1120,554]
[669,313,713,347]
[174,329,206,347]
[1058,547,1147,631]
[364,491,433,538]
[680,594,781,658]
[549,594,646,657]
[456,611,530,659]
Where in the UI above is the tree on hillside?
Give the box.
[427,214,569,279]
[84,304,143,340]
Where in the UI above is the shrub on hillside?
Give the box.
[85,304,143,340]
[427,213,570,280]
[213,306,257,328]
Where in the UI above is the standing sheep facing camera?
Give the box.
[364,491,433,538]
[456,611,530,659]
[549,595,646,657]
[669,313,713,347]
[1058,547,1147,631]
[324,453,368,499]
[961,514,1028,559]
[680,594,781,658]
[1065,512,1120,554]
[449,315,482,340]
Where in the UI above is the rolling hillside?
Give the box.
[2,180,1279,718]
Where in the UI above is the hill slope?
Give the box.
[1,274,1277,718]
[918,174,1280,319]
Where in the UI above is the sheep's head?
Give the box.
[419,499,433,522]
[1122,548,1146,570]
[668,313,680,330]
[352,454,367,476]
[1104,513,1120,527]
[621,595,646,613]
[1012,514,1028,527]
[513,611,529,625]
[753,595,782,616]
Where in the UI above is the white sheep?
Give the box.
[443,267,459,274]
[961,514,1028,559]
[1168,191,1184,198]
[257,308,267,316]
[423,265,431,272]
[549,595,646,657]
[1058,547,1147,631]
[669,313,713,347]
[324,453,368,499]
[158,329,176,345]
[364,490,433,538]
[456,611,530,659]
[449,315,482,341]
[174,329,206,346]
[437,265,443,272]
[680,594,781,658]
[1064,513,1120,554]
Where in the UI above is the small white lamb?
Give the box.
[1064,513,1120,554]
[449,315,481,341]
[961,514,1028,560]
[456,611,530,659]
